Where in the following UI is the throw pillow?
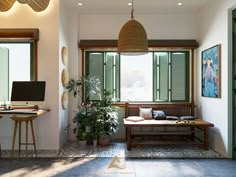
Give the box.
[139,107,152,120]
[126,116,145,122]
[180,116,196,120]
[153,110,166,120]
[166,116,179,120]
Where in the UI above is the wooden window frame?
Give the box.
[0,28,39,80]
[79,40,197,107]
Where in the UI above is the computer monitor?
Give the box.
[10,81,46,106]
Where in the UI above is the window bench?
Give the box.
[123,102,214,150]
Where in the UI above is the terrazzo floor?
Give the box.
[1,142,235,177]
[1,142,223,159]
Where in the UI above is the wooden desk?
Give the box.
[0,109,49,158]
[123,118,214,150]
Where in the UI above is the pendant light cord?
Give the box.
[131,0,134,19]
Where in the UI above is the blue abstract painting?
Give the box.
[202,45,221,98]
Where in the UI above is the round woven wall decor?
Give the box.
[61,46,68,66]
[61,91,68,110]
[27,0,50,12]
[61,68,69,87]
[0,0,16,12]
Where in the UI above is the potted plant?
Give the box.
[77,129,87,147]
[67,76,101,144]
[67,76,119,146]
[95,91,119,146]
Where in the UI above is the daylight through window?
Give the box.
[85,50,190,103]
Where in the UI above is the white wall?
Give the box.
[79,13,198,39]
[0,1,60,150]
[67,10,80,141]
[77,13,199,141]
[197,0,236,157]
[59,0,69,147]
[59,2,80,142]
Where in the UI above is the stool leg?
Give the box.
[19,121,21,158]
[11,120,18,159]
[30,120,37,156]
[0,144,2,158]
[25,121,28,158]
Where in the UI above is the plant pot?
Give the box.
[98,135,110,146]
[78,140,87,148]
[93,140,98,147]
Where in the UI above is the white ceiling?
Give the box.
[62,0,208,14]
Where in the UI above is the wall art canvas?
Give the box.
[202,44,221,98]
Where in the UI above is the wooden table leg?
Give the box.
[126,127,131,150]
[30,120,37,156]
[125,127,127,141]
[19,121,21,157]
[25,120,29,158]
[204,127,209,150]
[11,120,18,159]
[191,126,195,141]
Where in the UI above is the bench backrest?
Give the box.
[125,102,194,118]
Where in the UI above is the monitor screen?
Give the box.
[10,81,46,106]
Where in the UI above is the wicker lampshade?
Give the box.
[117,0,148,55]
[0,0,16,12]
[117,18,148,55]
[27,0,49,12]
[17,0,31,4]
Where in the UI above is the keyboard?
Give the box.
[0,109,37,115]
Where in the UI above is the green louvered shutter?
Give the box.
[170,52,190,101]
[153,52,169,102]
[0,47,9,102]
[104,52,120,102]
[85,52,104,101]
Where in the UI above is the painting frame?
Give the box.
[201,44,221,98]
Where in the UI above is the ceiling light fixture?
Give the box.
[128,3,132,6]
[0,0,50,12]
[178,2,182,6]
[117,0,148,55]
[78,2,83,6]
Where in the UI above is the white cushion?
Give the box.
[126,116,144,122]
[139,107,152,120]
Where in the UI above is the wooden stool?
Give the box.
[10,116,37,159]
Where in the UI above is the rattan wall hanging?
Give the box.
[61,68,69,87]
[0,0,50,12]
[61,91,68,110]
[0,0,16,12]
[61,46,68,66]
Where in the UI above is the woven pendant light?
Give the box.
[17,0,31,4]
[27,0,49,12]
[0,0,16,12]
[117,0,148,55]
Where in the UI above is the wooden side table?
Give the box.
[10,116,37,158]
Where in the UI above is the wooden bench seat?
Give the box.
[123,102,214,150]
